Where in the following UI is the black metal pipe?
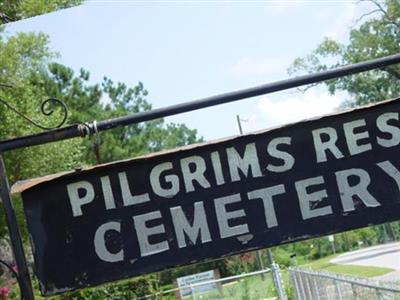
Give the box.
[0,124,81,152]
[0,155,35,300]
[1,53,400,152]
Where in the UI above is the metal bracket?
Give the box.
[0,85,68,130]
[78,121,102,164]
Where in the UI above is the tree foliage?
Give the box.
[0,27,203,298]
[0,0,207,285]
[3,2,400,298]
[0,0,83,23]
[29,62,202,164]
[287,0,400,269]
[0,32,83,182]
[289,0,400,107]
[0,28,201,243]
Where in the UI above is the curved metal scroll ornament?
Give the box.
[0,97,68,130]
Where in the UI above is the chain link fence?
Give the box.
[289,267,400,300]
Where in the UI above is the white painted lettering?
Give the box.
[118,172,150,206]
[247,185,286,228]
[335,168,380,212]
[100,176,116,210]
[94,221,123,263]
[376,113,400,148]
[214,194,249,238]
[377,160,400,192]
[150,162,179,198]
[312,127,344,163]
[180,156,211,192]
[133,211,169,257]
[211,151,225,185]
[170,202,212,248]
[266,137,295,172]
[343,119,371,156]
[227,143,262,182]
[295,176,332,220]
[67,181,95,217]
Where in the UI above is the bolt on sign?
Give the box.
[12,98,400,296]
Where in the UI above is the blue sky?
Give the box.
[5,0,374,140]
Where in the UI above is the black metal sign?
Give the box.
[15,99,400,295]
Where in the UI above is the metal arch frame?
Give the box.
[0,97,68,131]
[1,54,400,299]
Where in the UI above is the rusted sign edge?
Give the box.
[11,97,400,195]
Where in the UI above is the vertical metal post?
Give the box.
[334,280,343,300]
[351,283,357,300]
[375,288,383,300]
[190,284,195,300]
[323,277,330,300]
[236,115,244,135]
[311,275,320,300]
[0,154,34,300]
[294,271,301,300]
[289,270,300,300]
[382,224,389,243]
[304,273,313,299]
[326,287,331,300]
[270,263,288,300]
[256,251,265,278]
[329,235,336,254]
[297,272,306,300]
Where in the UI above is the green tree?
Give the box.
[288,0,400,247]
[0,0,83,23]
[0,31,84,239]
[289,0,400,107]
[0,32,84,178]
[29,62,202,164]
[0,29,203,299]
[0,29,202,228]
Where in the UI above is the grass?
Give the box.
[301,254,394,278]
[175,274,277,300]
[165,254,395,300]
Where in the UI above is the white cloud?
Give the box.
[230,56,291,77]
[241,89,343,132]
[325,3,356,41]
[325,1,377,42]
[264,1,305,15]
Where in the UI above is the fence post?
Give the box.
[333,280,342,300]
[326,288,331,300]
[290,270,301,300]
[190,284,195,300]
[323,276,330,300]
[297,271,307,300]
[311,275,320,300]
[351,283,357,300]
[271,263,288,300]
[376,288,383,300]
[304,272,312,299]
